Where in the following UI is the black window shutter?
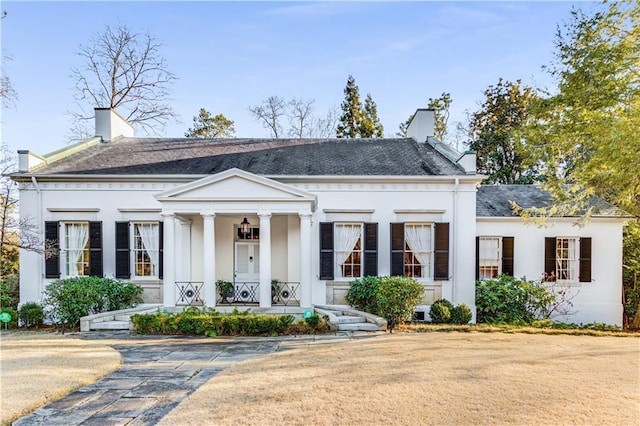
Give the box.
[44,221,60,278]
[363,223,378,276]
[115,222,130,279]
[475,236,480,281]
[502,237,514,276]
[544,237,557,277]
[579,237,592,282]
[88,222,103,277]
[434,223,450,280]
[319,222,334,280]
[158,222,164,279]
[390,223,405,276]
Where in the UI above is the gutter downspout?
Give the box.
[452,177,459,304]
[31,176,43,299]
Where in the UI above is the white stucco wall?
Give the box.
[477,218,624,325]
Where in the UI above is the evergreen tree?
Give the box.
[185,108,235,138]
[336,75,363,138]
[427,93,452,141]
[360,94,384,137]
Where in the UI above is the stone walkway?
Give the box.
[13,331,380,425]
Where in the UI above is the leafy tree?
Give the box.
[249,96,286,138]
[70,25,178,138]
[185,108,235,138]
[336,75,363,138]
[468,79,541,184]
[623,220,640,329]
[427,92,452,141]
[522,0,640,219]
[360,94,384,137]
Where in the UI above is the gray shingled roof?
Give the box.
[477,185,620,217]
[477,185,552,217]
[29,137,467,176]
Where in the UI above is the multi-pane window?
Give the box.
[133,223,160,278]
[335,223,362,278]
[556,237,578,281]
[403,223,432,278]
[63,222,90,277]
[478,237,501,279]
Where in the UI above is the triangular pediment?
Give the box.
[155,168,315,202]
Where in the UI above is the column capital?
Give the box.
[201,212,216,219]
[298,212,313,219]
[258,212,272,219]
[161,212,175,219]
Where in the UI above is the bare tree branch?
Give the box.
[69,25,178,140]
[287,98,315,138]
[249,96,286,138]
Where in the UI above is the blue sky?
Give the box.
[1,1,591,155]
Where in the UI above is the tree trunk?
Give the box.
[631,303,640,331]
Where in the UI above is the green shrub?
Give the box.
[376,276,424,332]
[43,277,143,328]
[450,304,472,325]
[18,302,44,328]
[131,310,298,336]
[346,276,382,314]
[476,275,559,324]
[0,275,20,310]
[429,299,453,324]
[304,313,321,329]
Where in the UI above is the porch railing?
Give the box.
[175,281,204,306]
[176,281,301,307]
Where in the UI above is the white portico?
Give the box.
[155,168,316,309]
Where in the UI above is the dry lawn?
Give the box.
[161,332,640,426]
[0,332,120,425]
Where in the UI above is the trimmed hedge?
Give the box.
[131,309,328,336]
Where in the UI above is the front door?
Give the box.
[234,242,260,302]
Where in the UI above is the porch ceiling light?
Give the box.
[240,217,251,234]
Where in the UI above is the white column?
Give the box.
[299,213,313,308]
[259,213,272,308]
[202,213,216,307]
[162,213,176,307]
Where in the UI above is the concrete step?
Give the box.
[335,315,366,324]
[338,323,383,332]
[90,321,130,330]
[114,314,131,322]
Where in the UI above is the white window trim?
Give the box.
[404,222,434,281]
[60,221,90,278]
[130,222,160,280]
[556,236,579,283]
[334,222,363,279]
[478,236,502,280]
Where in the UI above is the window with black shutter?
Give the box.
[319,222,334,280]
[115,222,130,278]
[88,222,103,277]
[579,237,592,282]
[502,237,514,276]
[363,223,378,276]
[434,223,449,280]
[44,221,60,278]
[390,223,405,276]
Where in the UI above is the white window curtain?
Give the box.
[335,224,362,266]
[405,225,431,268]
[138,223,160,274]
[67,223,88,275]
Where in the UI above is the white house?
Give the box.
[12,108,627,325]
